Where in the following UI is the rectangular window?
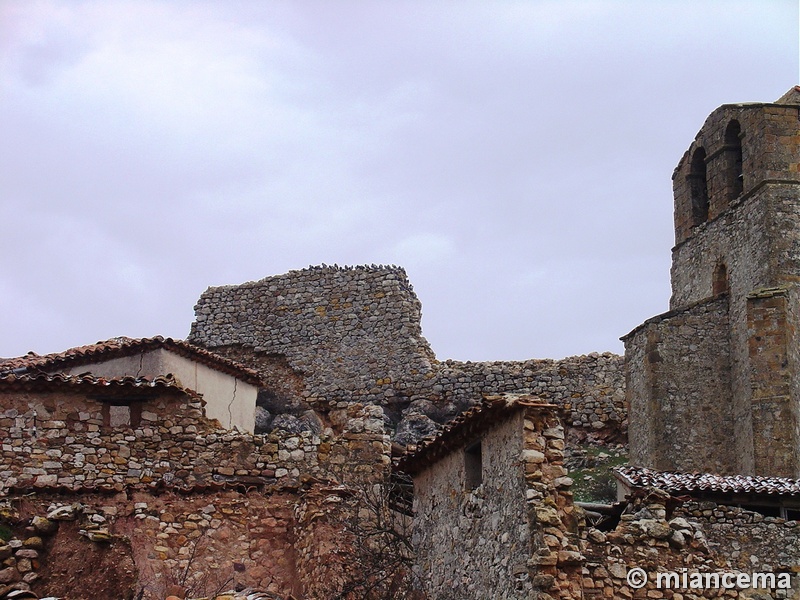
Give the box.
[464,440,482,490]
[101,402,142,428]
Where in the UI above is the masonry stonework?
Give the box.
[625,87,800,478]
[0,374,392,599]
[0,379,388,494]
[404,397,800,600]
[403,399,583,600]
[189,266,625,444]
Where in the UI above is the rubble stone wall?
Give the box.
[412,407,583,600]
[624,296,736,474]
[412,411,531,598]
[582,495,800,600]
[434,354,625,440]
[0,385,391,599]
[2,486,361,600]
[677,501,800,575]
[188,266,625,443]
[189,266,436,407]
[0,388,390,495]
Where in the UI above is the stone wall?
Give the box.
[626,91,800,479]
[432,354,625,442]
[411,405,583,600]
[412,411,531,598]
[190,266,436,407]
[188,266,625,444]
[623,295,735,474]
[672,100,800,247]
[0,386,390,495]
[410,402,800,600]
[746,288,800,477]
[582,492,800,599]
[0,485,364,600]
[0,382,392,599]
[677,501,800,575]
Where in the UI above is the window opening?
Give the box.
[689,147,709,226]
[724,120,743,202]
[464,440,483,490]
[713,262,729,295]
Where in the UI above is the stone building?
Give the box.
[624,86,800,478]
[397,394,585,599]
[0,369,391,598]
[1,336,262,433]
[399,394,800,599]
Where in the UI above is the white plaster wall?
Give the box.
[159,350,257,433]
[56,348,257,433]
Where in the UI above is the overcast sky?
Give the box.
[1,1,797,362]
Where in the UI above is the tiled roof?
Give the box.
[1,336,262,385]
[615,465,800,497]
[0,371,197,397]
[396,393,555,476]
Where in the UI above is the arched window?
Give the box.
[723,120,743,202]
[689,147,709,226]
[713,262,729,295]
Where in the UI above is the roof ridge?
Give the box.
[0,336,263,385]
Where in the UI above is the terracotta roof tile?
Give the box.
[615,465,800,497]
[1,336,263,385]
[0,371,199,398]
[396,393,555,475]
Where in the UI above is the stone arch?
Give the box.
[689,147,709,226]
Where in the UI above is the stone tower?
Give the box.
[624,87,800,478]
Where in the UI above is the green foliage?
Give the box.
[0,523,13,542]
[567,444,628,504]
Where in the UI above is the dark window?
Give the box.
[689,147,709,226]
[744,504,781,518]
[464,441,483,490]
[785,508,800,521]
[713,262,729,295]
[724,120,743,202]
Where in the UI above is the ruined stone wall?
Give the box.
[412,415,800,600]
[432,354,625,441]
[412,407,583,600]
[624,296,736,474]
[188,266,625,444]
[582,493,800,599]
[190,266,437,407]
[0,388,390,495]
[676,501,800,574]
[0,384,391,599]
[1,485,362,600]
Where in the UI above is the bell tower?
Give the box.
[624,87,800,477]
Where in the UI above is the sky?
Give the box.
[1,1,798,362]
